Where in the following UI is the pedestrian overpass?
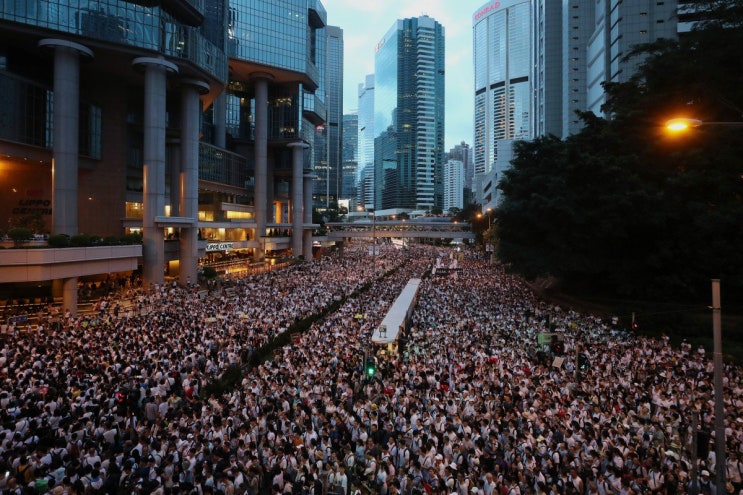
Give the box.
[325,220,476,241]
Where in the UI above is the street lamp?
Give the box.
[666,117,743,131]
[666,116,739,490]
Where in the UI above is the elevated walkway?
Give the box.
[326,220,476,240]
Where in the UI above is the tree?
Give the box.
[10,213,46,234]
[497,9,743,301]
[7,227,33,247]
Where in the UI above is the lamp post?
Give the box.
[666,117,738,490]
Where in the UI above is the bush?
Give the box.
[69,234,92,247]
[121,232,142,245]
[47,234,70,248]
[7,227,33,246]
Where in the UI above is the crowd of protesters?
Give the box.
[0,244,742,495]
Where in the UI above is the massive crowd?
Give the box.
[0,244,742,495]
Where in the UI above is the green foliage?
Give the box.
[9,213,46,234]
[121,232,142,245]
[7,227,33,246]
[497,13,743,303]
[70,234,94,247]
[47,234,70,248]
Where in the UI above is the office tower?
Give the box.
[586,0,677,116]
[0,0,328,313]
[446,141,474,205]
[314,25,343,208]
[221,0,327,261]
[443,160,465,214]
[472,0,532,210]
[342,113,359,201]
[560,0,594,137]
[374,15,445,211]
[357,74,375,210]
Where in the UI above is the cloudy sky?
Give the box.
[321,0,481,150]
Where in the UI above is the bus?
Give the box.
[371,278,421,355]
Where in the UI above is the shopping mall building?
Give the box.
[0,0,328,312]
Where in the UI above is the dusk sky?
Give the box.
[321,0,481,150]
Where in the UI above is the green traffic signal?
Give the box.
[365,357,376,378]
[578,353,589,371]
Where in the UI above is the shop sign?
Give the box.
[206,242,234,252]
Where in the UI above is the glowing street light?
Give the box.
[666,117,743,132]
[665,115,743,490]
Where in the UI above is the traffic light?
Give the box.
[578,353,589,371]
[364,357,376,379]
[551,340,564,355]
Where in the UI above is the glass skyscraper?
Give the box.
[313,24,343,208]
[373,15,445,211]
[0,0,328,313]
[472,0,532,209]
[342,112,358,201]
[357,74,375,210]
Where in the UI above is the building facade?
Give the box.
[373,15,445,212]
[356,74,375,210]
[473,0,532,211]
[341,112,358,202]
[445,141,474,206]
[0,0,328,312]
[472,0,680,210]
[586,0,677,116]
[313,24,343,209]
[443,159,464,214]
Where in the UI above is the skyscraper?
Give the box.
[341,113,358,201]
[314,25,343,208]
[446,141,474,206]
[374,15,445,211]
[472,0,679,210]
[357,74,375,210]
[0,0,328,313]
[443,159,465,214]
[472,0,531,210]
[586,1,677,116]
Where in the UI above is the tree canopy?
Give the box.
[497,4,743,302]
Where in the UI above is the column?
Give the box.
[252,72,273,261]
[287,141,309,258]
[133,57,178,288]
[179,78,209,286]
[62,277,78,318]
[168,139,181,221]
[38,39,94,236]
[266,172,275,224]
[40,39,93,317]
[303,173,315,260]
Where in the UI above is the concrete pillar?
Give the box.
[168,140,181,219]
[179,78,209,287]
[303,173,315,260]
[38,39,94,236]
[288,141,309,258]
[63,277,78,317]
[213,92,226,149]
[252,73,273,261]
[266,172,275,224]
[133,57,178,288]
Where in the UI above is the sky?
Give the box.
[321,0,479,151]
